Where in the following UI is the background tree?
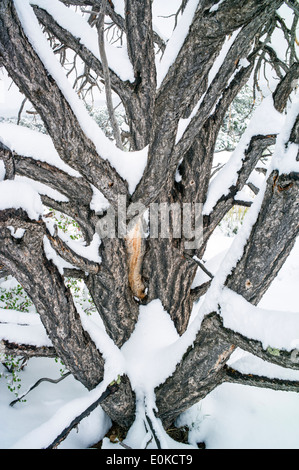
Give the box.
[0,0,298,448]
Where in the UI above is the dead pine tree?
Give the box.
[0,0,299,448]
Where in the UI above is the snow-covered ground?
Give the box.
[0,231,298,450]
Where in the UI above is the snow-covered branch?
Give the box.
[0,207,105,389]
[0,308,52,349]
[0,0,130,207]
[223,366,299,393]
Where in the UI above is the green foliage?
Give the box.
[0,279,33,312]
[267,347,281,357]
[66,277,97,317]
[0,355,27,401]
[54,357,67,377]
[47,208,82,241]
[218,206,249,237]
[216,85,258,152]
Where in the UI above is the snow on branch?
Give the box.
[271,95,299,174]
[0,180,43,221]
[156,0,199,88]
[13,0,148,194]
[0,308,52,348]
[219,287,299,352]
[203,96,284,216]
[30,0,134,82]
[9,377,118,449]
[0,123,80,177]
[223,365,299,394]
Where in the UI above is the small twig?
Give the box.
[97,0,123,149]
[17,98,27,125]
[234,199,253,208]
[190,280,212,302]
[10,371,71,407]
[145,413,161,450]
[47,381,120,449]
[223,365,299,393]
[119,441,132,449]
[184,252,214,280]
[285,0,299,17]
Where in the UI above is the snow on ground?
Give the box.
[177,383,299,449]
[0,358,111,449]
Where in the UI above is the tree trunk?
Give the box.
[0,0,298,445]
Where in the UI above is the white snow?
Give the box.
[271,95,299,174]
[0,308,52,348]
[76,305,126,378]
[43,236,76,275]
[90,185,110,214]
[177,382,299,449]
[207,29,241,87]
[0,123,80,177]
[0,180,43,220]
[9,377,114,449]
[0,0,298,451]
[203,95,285,215]
[13,0,148,194]
[219,287,299,351]
[30,0,134,83]
[121,300,180,395]
[57,231,102,264]
[156,0,199,88]
[15,176,69,203]
[210,0,225,12]
[175,28,243,145]
[0,228,298,449]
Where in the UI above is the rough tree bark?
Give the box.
[0,0,298,443]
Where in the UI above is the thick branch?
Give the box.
[32,4,130,101]
[216,314,299,371]
[46,231,100,275]
[273,62,299,113]
[0,209,105,389]
[7,153,94,205]
[0,141,15,180]
[176,57,255,215]
[132,0,282,208]
[155,165,299,425]
[0,339,56,358]
[203,134,276,252]
[0,148,98,242]
[0,0,128,208]
[155,313,235,427]
[0,265,11,279]
[226,171,299,304]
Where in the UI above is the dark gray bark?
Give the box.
[0,0,298,442]
[226,170,299,304]
[0,0,129,208]
[0,209,105,390]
